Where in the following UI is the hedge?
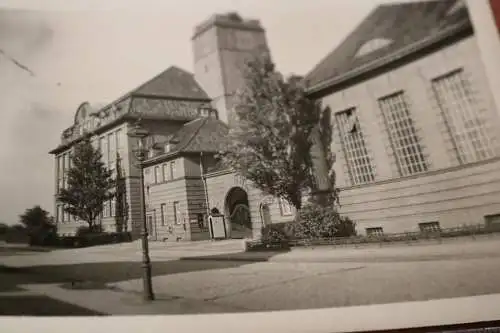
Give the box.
[30,231,133,248]
[247,223,500,252]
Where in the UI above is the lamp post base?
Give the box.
[142,262,155,301]
[141,231,155,301]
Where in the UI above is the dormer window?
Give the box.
[165,143,172,153]
[355,38,393,58]
[198,107,213,118]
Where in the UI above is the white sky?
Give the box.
[0,0,403,225]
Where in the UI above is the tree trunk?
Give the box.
[309,125,333,206]
[294,209,301,223]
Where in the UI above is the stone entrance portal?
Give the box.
[224,187,252,239]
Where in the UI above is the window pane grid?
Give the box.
[160,203,166,226]
[432,70,495,164]
[335,109,375,185]
[366,227,384,236]
[379,93,427,176]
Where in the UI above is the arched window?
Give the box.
[355,38,393,57]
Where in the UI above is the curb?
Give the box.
[180,255,272,262]
[179,251,500,264]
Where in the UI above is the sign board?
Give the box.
[209,214,227,239]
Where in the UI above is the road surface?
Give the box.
[1,239,500,315]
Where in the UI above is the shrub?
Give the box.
[76,224,103,236]
[260,222,295,243]
[245,240,290,252]
[29,226,59,247]
[294,203,356,239]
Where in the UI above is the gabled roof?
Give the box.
[143,116,230,165]
[180,117,230,153]
[133,66,210,100]
[304,0,471,95]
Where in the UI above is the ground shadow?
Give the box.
[179,249,290,262]
[0,246,54,254]
[0,249,286,293]
[0,295,106,316]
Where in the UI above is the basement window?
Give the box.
[484,213,500,226]
[366,227,384,236]
[418,221,441,233]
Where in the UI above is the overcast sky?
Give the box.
[0,0,403,225]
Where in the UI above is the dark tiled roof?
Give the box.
[145,117,230,163]
[133,66,210,100]
[130,97,208,121]
[180,117,230,153]
[304,0,470,94]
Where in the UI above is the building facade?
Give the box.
[303,0,500,234]
[140,116,228,242]
[203,0,500,237]
[51,0,500,240]
[49,66,214,237]
[49,12,271,238]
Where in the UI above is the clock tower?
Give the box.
[192,12,270,127]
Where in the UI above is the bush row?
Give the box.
[29,225,133,248]
[1,231,30,244]
[51,232,133,248]
[250,202,500,252]
[252,222,500,251]
[260,202,357,244]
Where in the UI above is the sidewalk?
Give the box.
[180,236,500,263]
[2,235,499,268]
[19,283,241,315]
[14,283,500,331]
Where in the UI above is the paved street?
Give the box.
[0,238,500,315]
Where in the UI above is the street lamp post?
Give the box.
[127,119,155,301]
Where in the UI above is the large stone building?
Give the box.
[51,0,500,240]
[202,0,500,237]
[299,0,500,235]
[49,12,271,239]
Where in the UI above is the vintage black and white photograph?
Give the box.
[1,0,500,332]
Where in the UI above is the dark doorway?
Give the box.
[224,187,252,239]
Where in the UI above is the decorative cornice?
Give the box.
[204,168,234,178]
[130,93,211,103]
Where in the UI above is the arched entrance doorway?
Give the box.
[225,187,252,239]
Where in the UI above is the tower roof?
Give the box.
[192,12,264,40]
